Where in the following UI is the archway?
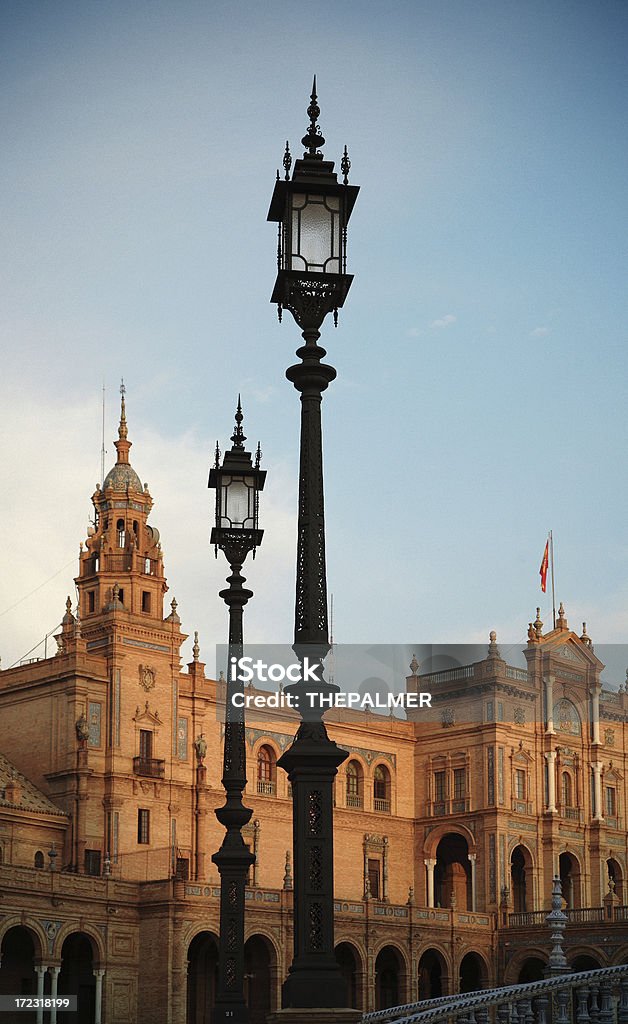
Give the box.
[418,949,448,999]
[517,957,546,984]
[0,926,37,1005]
[459,952,487,993]
[559,851,582,908]
[187,932,218,1024]
[607,858,624,903]
[244,935,273,1024]
[510,845,533,912]
[571,954,602,972]
[375,946,405,1010]
[335,942,361,1009]
[435,834,471,910]
[58,933,95,1024]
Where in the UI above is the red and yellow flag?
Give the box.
[539,540,549,593]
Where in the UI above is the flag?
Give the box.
[539,540,549,593]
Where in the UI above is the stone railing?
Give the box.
[363,964,628,1024]
[508,905,627,927]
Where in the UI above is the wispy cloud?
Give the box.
[429,314,457,329]
[530,326,550,338]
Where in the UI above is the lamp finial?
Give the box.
[302,75,325,159]
[231,395,246,450]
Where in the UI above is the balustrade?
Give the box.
[362,965,628,1024]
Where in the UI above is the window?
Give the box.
[141,591,151,613]
[515,769,526,801]
[117,519,125,548]
[138,809,150,844]
[84,850,101,876]
[139,730,153,761]
[606,786,617,817]
[256,745,276,795]
[374,765,391,811]
[561,772,573,807]
[368,858,380,899]
[454,768,466,800]
[434,770,447,803]
[34,851,45,869]
[346,761,362,807]
[88,591,95,614]
[118,587,125,605]
[175,857,189,880]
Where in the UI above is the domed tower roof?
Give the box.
[102,380,143,493]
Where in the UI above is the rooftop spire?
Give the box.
[119,378,128,440]
[230,395,246,450]
[301,75,325,160]
[113,378,132,466]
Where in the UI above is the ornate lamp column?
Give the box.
[267,80,359,1009]
[209,400,266,1024]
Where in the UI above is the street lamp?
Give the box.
[209,398,266,1024]
[267,79,359,1009]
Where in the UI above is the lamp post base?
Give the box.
[270,1009,362,1024]
[281,965,349,1010]
[212,1006,250,1024]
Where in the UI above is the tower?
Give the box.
[76,382,167,629]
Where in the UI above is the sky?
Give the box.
[1,0,627,682]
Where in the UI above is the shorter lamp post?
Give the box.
[209,399,266,1024]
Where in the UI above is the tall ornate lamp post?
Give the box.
[267,79,359,1009]
[209,400,265,1024]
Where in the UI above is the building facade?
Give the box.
[1,403,627,1023]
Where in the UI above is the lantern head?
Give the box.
[209,399,265,562]
[268,78,359,332]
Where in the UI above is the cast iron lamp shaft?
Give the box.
[212,556,254,1024]
[278,326,349,1009]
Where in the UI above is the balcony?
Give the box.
[346,794,363,809]
[374,797,391,813]
[256,780,275,796]
[133,757,165,779]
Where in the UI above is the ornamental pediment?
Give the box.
[133,701,162,725]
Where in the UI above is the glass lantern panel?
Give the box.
[290,194,341,273]
[220,477,254,529]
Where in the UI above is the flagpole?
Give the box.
[549,529,556,629]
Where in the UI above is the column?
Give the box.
[592,762,603,821]
[382,836,389,902]
[34,966,47,1024]
[591,686,601,745]
[49,966,60,1024]
[94,968,105,1024]
[425,858,436,908]
[468,853,477,911]
[545,751,557,813]
[545,676,555,733]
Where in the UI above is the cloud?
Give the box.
[429,314,457,329]
[530,326,550,338]
[406,327,422,338]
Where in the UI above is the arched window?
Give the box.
[117,519,125,548]
[561,772,572,808]
[374,765,391,812]
[346,761,363,808]
[34,851,45,869]
[256,745,276,795]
